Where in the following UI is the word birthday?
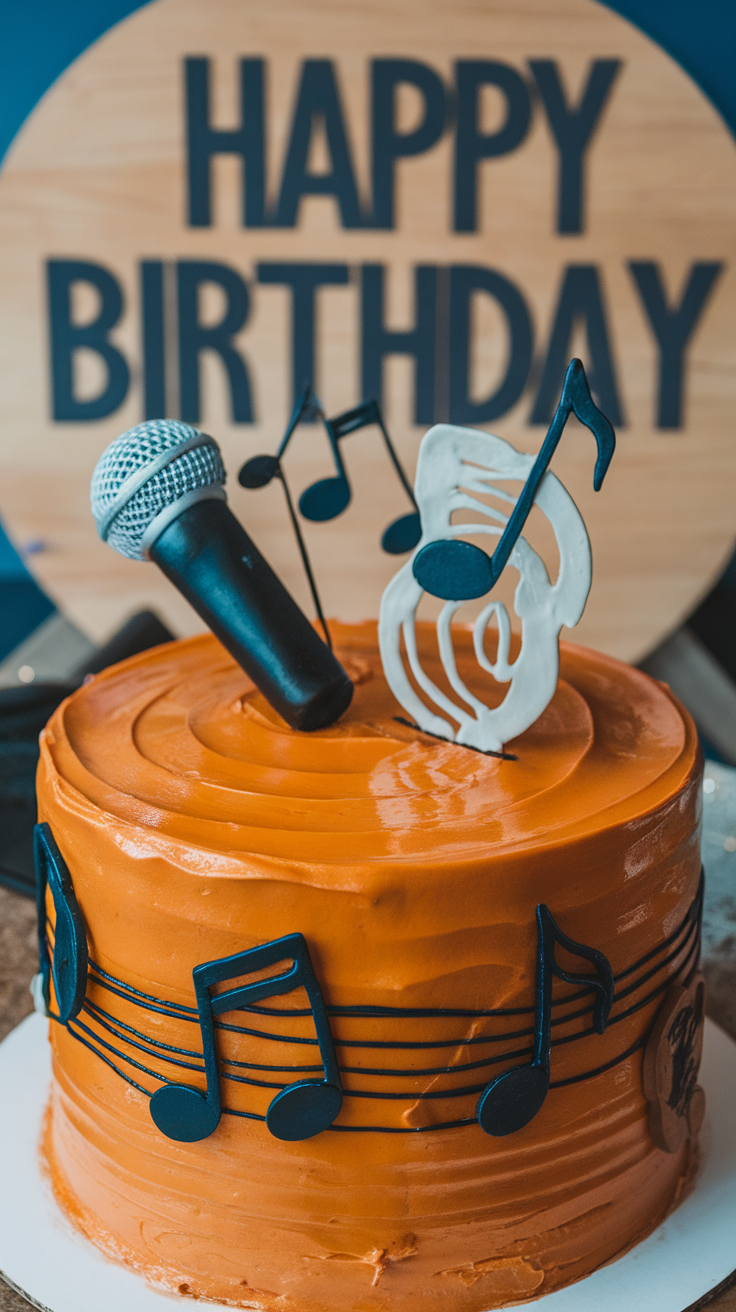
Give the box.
[46,56,724,428]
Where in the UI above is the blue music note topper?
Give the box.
[412,358,615,601]
[240,391,421,558]
[299,399,421,555]
[34,822,89,1025]
[149,932,343,1144]
[475,905,613,1137]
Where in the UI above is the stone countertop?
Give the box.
[1,767,736,1312]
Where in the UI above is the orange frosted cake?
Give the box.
[35,621,704,1310]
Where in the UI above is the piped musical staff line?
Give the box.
[65,1003,650,1103]
[73,895,699,1103]
[38,814,701,1138]
[57,1022,657,1127]
[81,874,701,1034]
[56,888,699,1129]
[324,1036,653,1134]
[61,944,698,1132]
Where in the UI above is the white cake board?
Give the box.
[0,1014,734,1312]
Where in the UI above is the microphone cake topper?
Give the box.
[90,419,354,733]
[378,358,616,754]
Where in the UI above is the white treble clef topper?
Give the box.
[378,359,616,754]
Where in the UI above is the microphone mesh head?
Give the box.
[91,420,226,560]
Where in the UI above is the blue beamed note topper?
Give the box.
[34,822,89,1025]
[476,905,613,1137]
[412,358,616,601]
[240,389,422,556]
[149,932,343,1144]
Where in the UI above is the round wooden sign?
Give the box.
[0,0,734,657]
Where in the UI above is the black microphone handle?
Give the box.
[149,498,353,732]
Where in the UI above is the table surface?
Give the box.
[2,762,736,1312]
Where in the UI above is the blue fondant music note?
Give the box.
[239,385,325,494]
[34,822,89,1025]
[299,399,421,554]
[149,932,343,1144]
[475,904,613,1137]
[413,358,616,600]
[240,392,421,558]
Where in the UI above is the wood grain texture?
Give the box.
[0,0,735,660]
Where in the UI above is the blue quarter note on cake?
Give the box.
[476,905,613,1136]
[149,932,343,1144]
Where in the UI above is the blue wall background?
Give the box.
[0,0,734,657]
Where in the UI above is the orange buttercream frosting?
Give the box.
[37,622,702,1309]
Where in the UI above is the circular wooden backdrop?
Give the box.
[0,0,735,660]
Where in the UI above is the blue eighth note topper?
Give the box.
[412,358,616,601]
[239,387,422,646]
[299,397,421,555]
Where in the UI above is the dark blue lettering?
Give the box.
[453,62,532,233]
[529,59,621,235]
[361,264,436,422]
[531,264,623,426]
[177,261,254,423]
[448,266,533,422]
[256,263,350,412]
[47,260,129,422]
[629,261,724,429]
[141,260,166,419]
[371,60,447,229]
[186,57,266,227]
[275,61,362,228]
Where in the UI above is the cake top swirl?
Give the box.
[40,623,694,879]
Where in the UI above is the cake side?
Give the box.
[37,623,703,1310]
